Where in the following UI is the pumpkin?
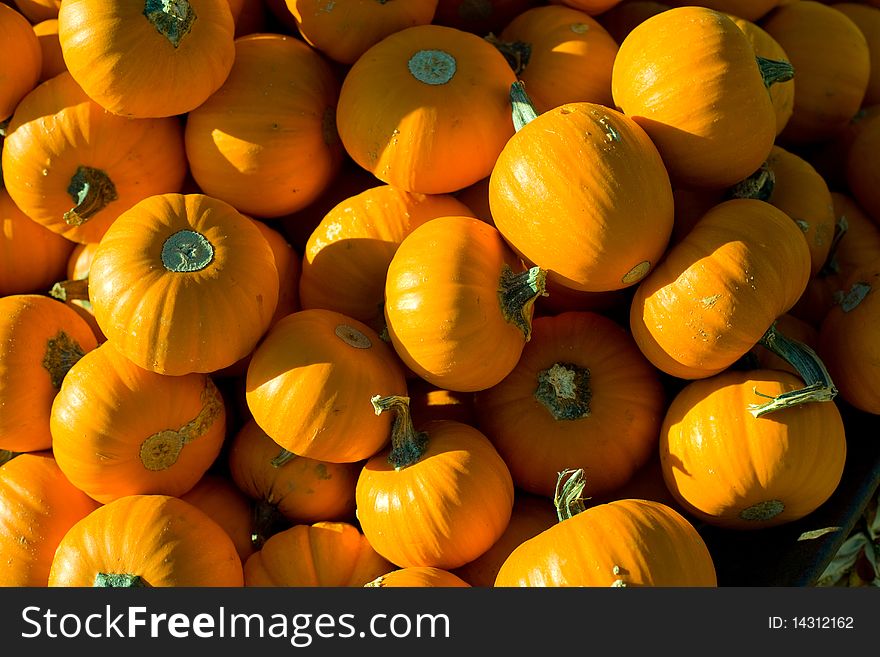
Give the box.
[0,451,100,586]
[383,215,546,392]
[0,3,41,121]
[11,0,61,22]
[33,19,67,82]
[48,494,244,587]
[487,4,619,114]
[285,0,439,65]
[57,0,236,118]
[819,267,880,414]
[748,313,819,376]
[0,187,75,297]
[246,308,408,463]
[550,0,624,16]
[629,198,812,382]
[807,104,880,192]
[489,83,674,293]
[729,145,835,277]
[243,521,394,587]
[48,242,106,343]
[610,6,783,188]
[249,218,301,327]
[407,377,478,427]
[336,23,517,194]
[846,110,880,222]
[596,1,670,44]
[494,468,717,586]
[660,369,847,528]
[181,473,258,564]
[50,340,226,504]
[665,0,780,22]
[762,1,870,144]
[1,72,188,244]
[299,184,475,334]
[475,311,666,499]
[184,33,344,218]
[433,0,542,35]
[365,567,471,587]
[356,395,515,569]
[88,193,279,375]
[227,419,361,543]
[831,3,880,107]
[0,294,97,452]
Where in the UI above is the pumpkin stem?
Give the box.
[756,56,794,88]
[94,573,150,587]
[64,166,119,227]
[371,394,428,470]
[41,330,86,389]
[0,449,19,467]
[749,322,837,417]
[161,230,215,272]
[408,49,457,85]
[49,277,90,303]
[510,80,539,131]
[728,161,775,202]
[484,33,532,76]
[0,118,8,138]
[498,264,547,341]
[535,362,592,420]
[818,214,849,278]
[833,280,872,313]
[143,0,197,49]
[553,468,589,522]
[269,447,298,469]
[251,500,289,551]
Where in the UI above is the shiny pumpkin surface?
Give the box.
[0,3,41,120]
[366,566,471,588]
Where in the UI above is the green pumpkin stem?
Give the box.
[269,447,298,469]
[251,500,289,551]
[484,33,532,76]
[371,395,428,470]
[554,468,589,522]
[833,280,872,313]
[756,56,795,88]
[749,322,837,417]
[535,362,592,420]
[143,0,197,48]
[499,264,547,341]
[510,80,539,132]
[49,278,90,303]
[728,161,775,202]
[0,449,19,467]
[94,573,150,587]
[818,214,849,278]
[64,166,118,227]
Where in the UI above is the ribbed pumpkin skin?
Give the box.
[243,522,394,587]
[48,495,244,587]
[475,311,666,499]
[184,34,343,218]
[50,341,227,504]
[0,3,41,120]
[336,24,517,194]
[0,452,100,586]
[630,199,811,379]
[494,498,717,587]
[245,309,408,463]
[498,5,619,113]
[88,193,279,376]
[833,3,880,107]
[489,102,673,293]
[660,370,847,529]
[299,185,475,334]
[1,72,188,244]
[285,0,439,65]
[611,6,776,188]
[356,419,515,570]
[57,0,235,118]
[383,215,536,392]
[0,294,98,453]
[366,566,471,587]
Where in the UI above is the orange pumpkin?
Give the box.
[383,215,546,392]
[475,311,666,499]
[246,308,408,463]
[365,567,471,587]
[0,451,100,586]
[846,110,880,222]
[299,184,475,334]
[660,369,847,528]
[494,468,717,586]
[748,313,819,376]
[551,0,624,16]
[336,23,517,194]
[57,0,236,118]
[1,72,188,244]
[0,3,41,120]
[33,19,67,82]
[285,0,439,65]
[243,521,393,587]
[88,193,279,375]
[489,84,673,293]
[49,494,244,586]
[356,395,514,569]
[830,3,880,107]
[597,1,670,44]
[184,33,344,218]
[611,6,781,188]
[50,340,226,504]
[180,473,258,564]
[0,294,97,453]
[665,0,780,22]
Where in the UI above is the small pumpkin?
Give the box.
[243,521,394,587]
[48,494,244,587]
[356,395,515,569]
[180,473,258,564]
[433,0,543,35]
[365,567,471,588]
[660,369,847,528]
[494,468,717,586]
[596,1,670,44]
[88,193,279,375]
[832,3,880,107]
[0,3,41,120]
[0,294,97,453]
[846,109,880,222]
[33,19,67,82]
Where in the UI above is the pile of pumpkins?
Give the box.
[1,0,879,588]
